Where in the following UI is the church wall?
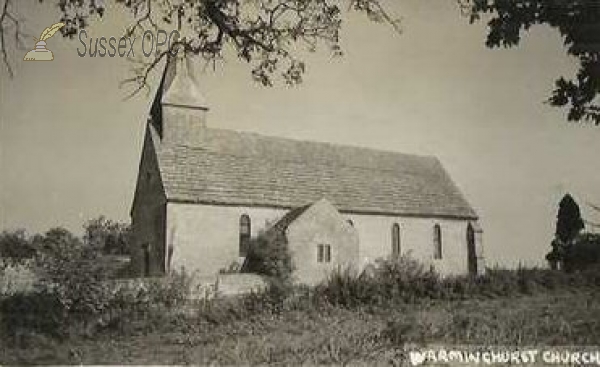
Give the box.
[344,213,476,276]
[284,200,360,285]
[130,129,167,277]
[166,201,481,278]
[166,203,287,276]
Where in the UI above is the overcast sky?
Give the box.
[1,0,599,267]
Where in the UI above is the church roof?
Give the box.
[149,126,478,219]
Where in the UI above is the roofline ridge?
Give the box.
[205,127,438,161]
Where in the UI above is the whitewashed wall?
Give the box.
[166,202,480,278]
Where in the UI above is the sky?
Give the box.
[1,0,599,267]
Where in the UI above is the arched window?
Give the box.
[392,223,401,257]
[433,224,442,259]
[239,214,251,256]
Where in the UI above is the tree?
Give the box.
[464,0,600,124]
[0,229,37,263]
[83,216,131,255]
[556,193,585,244]
[546,193,585,269]
[37,227,83,257]
[243,231,293,282]
[0,0,399,94]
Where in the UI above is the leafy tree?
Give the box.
[556,193,585,244]
[243,231,293,282]
[464,0,600,124]
[36,227,83,257]
[243,231,294,302]
[83,216,131,255]
[0,229,37,263]
[0,0,399,92]
[546,193,585,268]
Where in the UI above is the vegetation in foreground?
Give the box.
[2,283,600,364]
[2,215,600,365]
[2,251,600,365]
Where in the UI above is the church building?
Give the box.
[130,56,485,283]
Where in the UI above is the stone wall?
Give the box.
[166,202,482,279]
[166,203,288,276]
[344,213,480,276]
[216,274,268,296]
[284,199,359,284]
[130,128,167,277]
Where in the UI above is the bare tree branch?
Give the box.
[1,0,400,97]
[0,0,29,78]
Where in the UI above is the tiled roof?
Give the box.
[150,126,478,219]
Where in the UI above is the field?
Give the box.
[2,287,600,365]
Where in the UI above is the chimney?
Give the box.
[151,54,208,146]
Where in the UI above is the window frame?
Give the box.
[317,244,331,263]
[392,223,401,257]
[239,214,251,256]
[433,224,443,260]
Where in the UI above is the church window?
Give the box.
[318,244,331,263]
[239,214,251,256]
[433,224,443,259]
[392,223,401,257]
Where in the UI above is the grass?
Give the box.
[3,256,600,365]
[2,287,600,365]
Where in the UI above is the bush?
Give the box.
[315,253,600,309]
[0,230,37,263]
[315,266,376,308]
[243,232,294,303]
[0,291,64,339]
[564,233,600,272]
[0,262,195,341]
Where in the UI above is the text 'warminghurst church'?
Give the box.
[130,56,485,284]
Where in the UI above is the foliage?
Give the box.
[316,254,600,308]
[243,232,294,300]
[0,230,37,263]
[83,216,131,255]
[546,194,585,267]
[36,227,84,258]
[563,233,600,272]
[465,0,600,124]
[0,266,195,341]
[5,286,600,364]
[555,194,585,244]
[1,0,399,91]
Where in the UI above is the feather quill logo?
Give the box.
[23,22,65,61]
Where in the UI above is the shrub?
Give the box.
[316,266,376,308]
[243,232,294,303]
[83,216,131,255]
[316,254,600,309]
[0,230,37,264]
[564,233,600,272]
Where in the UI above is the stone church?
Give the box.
[130,57,485,283]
